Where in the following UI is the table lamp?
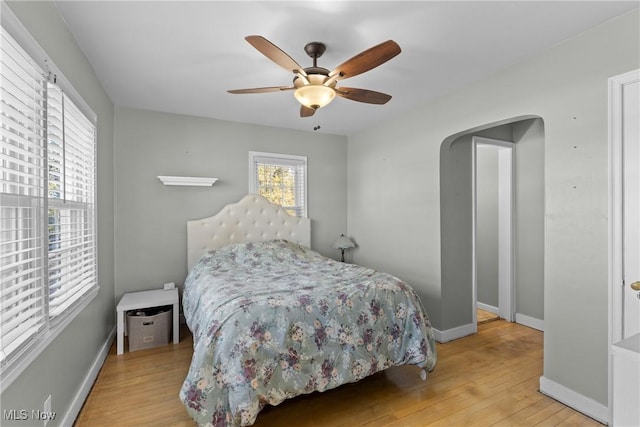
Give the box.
[332,234,355,262]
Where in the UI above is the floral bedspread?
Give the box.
[179,240,437,426]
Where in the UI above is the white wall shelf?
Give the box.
[157,176,218,186]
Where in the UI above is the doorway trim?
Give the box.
[608,68,640,423]
[472,136,515,328]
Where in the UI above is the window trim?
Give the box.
[0,4,98,393]
[248,151,308,218]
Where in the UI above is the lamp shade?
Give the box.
[294,84,336,109]
[332,234,355,250]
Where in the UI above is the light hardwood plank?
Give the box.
[75,321,603,427]
[477,308,500,324]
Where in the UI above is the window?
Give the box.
[46,84,97,318]
[249,151,307,217]
[0,24,97,388]
[0,27,48,370]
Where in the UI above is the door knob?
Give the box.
[631,281,640,291]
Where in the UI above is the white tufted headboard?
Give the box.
[187,194,311,271]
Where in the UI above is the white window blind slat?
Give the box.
[0,64,46,106]
[1,273,41,298]
[0,249,40,270]
[0,265,40,289]
[0,164,45,186]
[0,309,45,364]
[1,308,44,345]
[0,79,46,116]
[0,180,42,196]
[0,148,46,172]
[49,270,93,299]
[49,255,95,281]
[1,310,43,349]
[1,131,47,155]
[2,285,42,316]
[0,105,47,139]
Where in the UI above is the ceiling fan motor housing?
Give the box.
[304,42,326,61]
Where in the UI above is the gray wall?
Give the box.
[348,10,638,407]
[1,2,115,426]
[113,107,348,300]
[514,118,545,321]
[439,133,474,329]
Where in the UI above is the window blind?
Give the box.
[250,152,307,217]
[0,28,48,364]
[0,23,97,374]
[46,83,97,318]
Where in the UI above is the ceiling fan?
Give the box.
[228,35,401,118]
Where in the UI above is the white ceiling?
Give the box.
[54,1,638,136]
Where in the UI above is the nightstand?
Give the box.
[116,288,179,355]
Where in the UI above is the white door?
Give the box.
[609,68,640,427]
[622,77,640,339]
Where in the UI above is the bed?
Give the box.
[179,194,437,426]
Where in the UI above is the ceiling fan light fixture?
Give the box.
[294,84,336,109]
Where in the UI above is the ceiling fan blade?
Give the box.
[228,86,294,94]
[245,35,307,76]
[300,105,316,117]
[335,87,392,104]
[329,40,401,81]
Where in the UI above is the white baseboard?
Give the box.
[60,326,115,427]
[539,376,609,424]
[433,323,475,343]
[477,302,499,314]
[515,313,544,332]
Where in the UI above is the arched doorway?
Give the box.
[439,116,544,341]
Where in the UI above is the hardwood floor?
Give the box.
[477,308,500,324]
[75,321,602,427]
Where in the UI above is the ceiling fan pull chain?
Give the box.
[313,111,321,131]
